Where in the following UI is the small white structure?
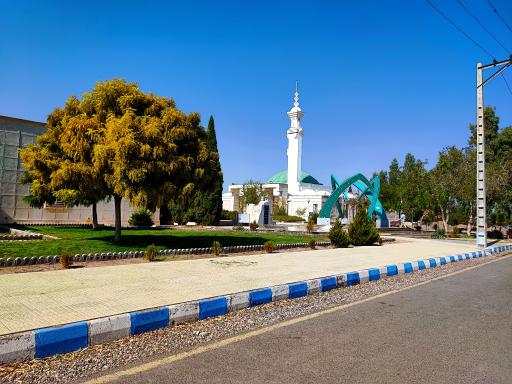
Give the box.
[246,200,272,225]
[223,84,331,220]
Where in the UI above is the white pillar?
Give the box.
[286,83,304,196]
[476,63,487,247]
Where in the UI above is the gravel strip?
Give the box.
[0,252,508,384]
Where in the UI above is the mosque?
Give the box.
[222,85,331,221]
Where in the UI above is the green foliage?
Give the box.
[273,215,303,222]
[274,206,287,216]
[59,253,73,269]
[307,213,318,233]
[128,208,154,227]
[221,210,238,221]
[144,244,157,261]
[211,241,222,256]
[263,241,275,253]
[308,239,316,249]
[241,181,263,205]
[329,220,350,248]
[487,229,504,239]
[168,115,223,226]
[431,229,446,239]
[20,79,221,241]
[348,209,381,246]
[249,221,259,231]
[295,207,307,217]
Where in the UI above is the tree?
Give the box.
[166,116,223,225]
[21,79,217,242]
[329,219,350,247]
[20,98,107,229]
[430,147,466,232]
[348,208,381,246]
[241,181,263,206]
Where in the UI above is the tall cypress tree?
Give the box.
[204,116,223,224]
[168,116,223,225]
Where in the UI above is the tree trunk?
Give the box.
[92,202,98,230]
[114,195,122,242]
[439,205,449,233]
[466,205,473,237]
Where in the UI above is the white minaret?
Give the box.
[287,81,304,195]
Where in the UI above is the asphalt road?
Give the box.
[90,256,512,384]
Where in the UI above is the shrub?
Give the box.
[431,229,446,239]
[249,221,259,231]
[234,225,245,231]
[263,241,275,253]
[60,253,73,269]
[295,207,307,217]
[144,244,158,261]
[309,239,316,249]
[487,229,504,239]
[211,241,223,256]
[272,214,304,222]
[329,219,351,248]
[348,210,381,246]
[221,210,238,221]
[451,227,461,238]
[274,206,287,216]
[129,208,154,227]
[306,220,314,233]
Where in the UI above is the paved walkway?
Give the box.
[0,238,482,335]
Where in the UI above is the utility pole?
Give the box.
[475,56,512,247]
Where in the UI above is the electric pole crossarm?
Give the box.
[479,62,512,88]
[479,56,512,70]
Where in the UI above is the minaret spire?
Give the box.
[287,82,304,196]
[294,80,299,108]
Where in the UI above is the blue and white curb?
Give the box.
[0,244,510,363]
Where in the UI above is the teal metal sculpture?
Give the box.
[319,173,388,227]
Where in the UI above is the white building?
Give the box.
[222,84,331,221]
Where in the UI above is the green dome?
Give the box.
[267,170,322,185]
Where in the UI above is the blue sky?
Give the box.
[1,0,511,189]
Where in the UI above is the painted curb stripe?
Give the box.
[320,277,337,291]
[288,282,308,299]
[417,260,426,270]
[404,262,413,273]
[346,272,360,286]
[249,288,273,307]
[368,268,381,281]
[34,322,88,359]
[199,297,228,320]
[386,265,398,276]
[130,307,169,335]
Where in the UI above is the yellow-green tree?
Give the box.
[21,79,218,241]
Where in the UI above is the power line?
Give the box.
[424,0,495,59]
[486,0,512,34]
[456,0,510,53]
[502,75,512,97]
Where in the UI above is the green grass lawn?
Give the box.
[0,226,328,258]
